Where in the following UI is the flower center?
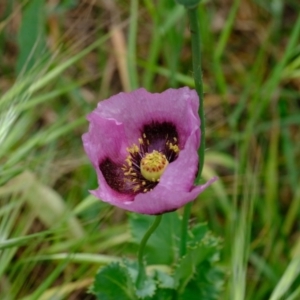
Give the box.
[118,123,180,194]
[140,150,169,182]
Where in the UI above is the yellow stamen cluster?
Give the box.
[140,150,168,182]
[126,144,139,154]
[122,132,179,194]
[122,144,142,192]
[168,142,179,153]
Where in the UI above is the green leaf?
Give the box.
[149,288,175,300]
[180,261,224,300]
[129,212,181,264]
[129,214,223,299]
[175,231,222,292]
[16,0,47,74]
[189,223,209,247]
[175,0,201,9]
[123,260,156,299]
[91,263,135,300]
[155,270,175,289]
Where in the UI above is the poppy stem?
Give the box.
[188,6,205,180]
[180,202,191,257]
[136,215,163,286]
[180,3,205,257]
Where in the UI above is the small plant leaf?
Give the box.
[129,211,181,264]
[155,270,175,289]
[179,261,224,300]
[189,223,209,247]
[91,262,135,300]
[175,230,223,293]
[123,260,156,299]
[150,288,175,300]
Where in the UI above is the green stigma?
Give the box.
[140,150,169,182]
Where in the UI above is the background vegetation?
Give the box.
[0,0,300,299]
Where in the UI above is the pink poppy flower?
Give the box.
[82,87,216,215]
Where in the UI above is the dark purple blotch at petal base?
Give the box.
[82,87,217,215]
[99,158,134,195]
